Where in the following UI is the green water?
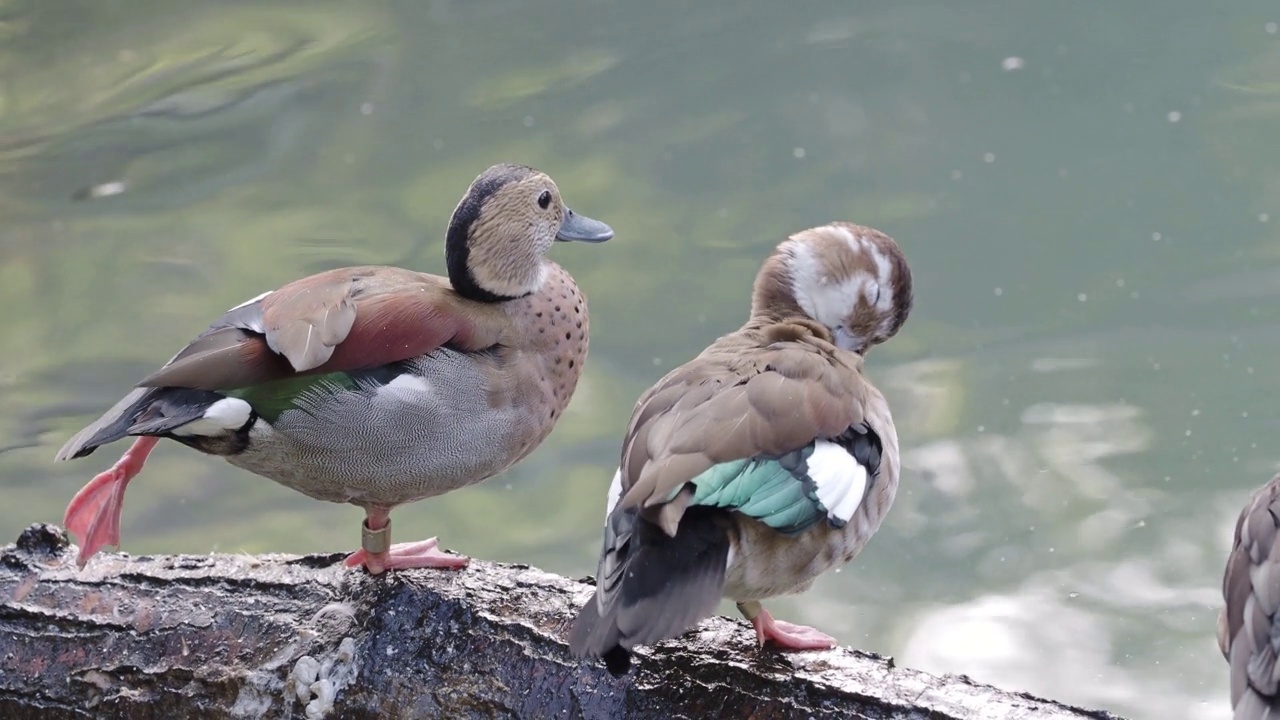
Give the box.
[4,2,1279,717]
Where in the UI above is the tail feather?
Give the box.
[56,388,152,461]
[570,506,731,675]
[55,387,230,461]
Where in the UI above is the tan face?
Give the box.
[465,173,566,298]
[446,164,612,301]
[783,223,913,353]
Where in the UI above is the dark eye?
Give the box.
[537,190,552,209]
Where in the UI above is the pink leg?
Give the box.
[63,436,159,568]
[342,508,469,575]
[739,602,838,651]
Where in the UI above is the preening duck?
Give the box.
[570,221,912,675]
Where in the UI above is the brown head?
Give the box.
[751,222,913,354]
[445,163,613,303]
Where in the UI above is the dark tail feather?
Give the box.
[571,597,635,675]
[569,506,731,675]
[55,387,227,461]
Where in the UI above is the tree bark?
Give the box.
[0,524,1123,720]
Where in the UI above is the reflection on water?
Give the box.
[893,357,1220,714]
[0,3,389,214]
[3,1,1280,718]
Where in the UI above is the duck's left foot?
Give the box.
[344,538,470,574]
[750,608,838,650]
[344,513,469,574]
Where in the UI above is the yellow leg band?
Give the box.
[361,518,391,555]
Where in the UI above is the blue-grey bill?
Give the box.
[556,208,614,243]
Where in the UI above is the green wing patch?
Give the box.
[225,372,358,423]
[673,444,826,535]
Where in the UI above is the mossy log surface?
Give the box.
[0,523,1123,719]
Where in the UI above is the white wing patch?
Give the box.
[605,467,623,517]
[171,398,253,437]
[385,374,431,393]
[809,439,869,523]
[375,374,433,405]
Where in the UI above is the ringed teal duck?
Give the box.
[1220,473,1280,719]
[570,222,912,675]
[55,163,613,574]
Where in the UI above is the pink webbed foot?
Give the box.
[343,512,468,575]
[344,538,470,575]
[63,436,159,568]
[748,607,838,651]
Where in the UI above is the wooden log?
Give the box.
[0,523,1123,719]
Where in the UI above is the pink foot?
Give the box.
[344,537,470,575]
[751,608,838,650]
[63,436,158,568]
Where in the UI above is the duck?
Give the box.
[569,221,912,675]
[54,163,613,575]
[1219,473,1280,719]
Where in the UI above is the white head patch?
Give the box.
[787,226,895,345]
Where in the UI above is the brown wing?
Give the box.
[1220,475,1280,715]
[615,321,870,517]
[138,266,513,391]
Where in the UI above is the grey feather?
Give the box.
[1221,474,1280,719]
[55,388,151,461]
[570,506,731,676]
[54,387,237,461]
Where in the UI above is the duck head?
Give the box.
[445,163,613,302]
[751,222,913,354]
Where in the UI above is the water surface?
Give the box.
[3,2,1279,718]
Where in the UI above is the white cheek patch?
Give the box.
[808,440,869,524]
[788,231,897,345]
[789,243,869,330]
